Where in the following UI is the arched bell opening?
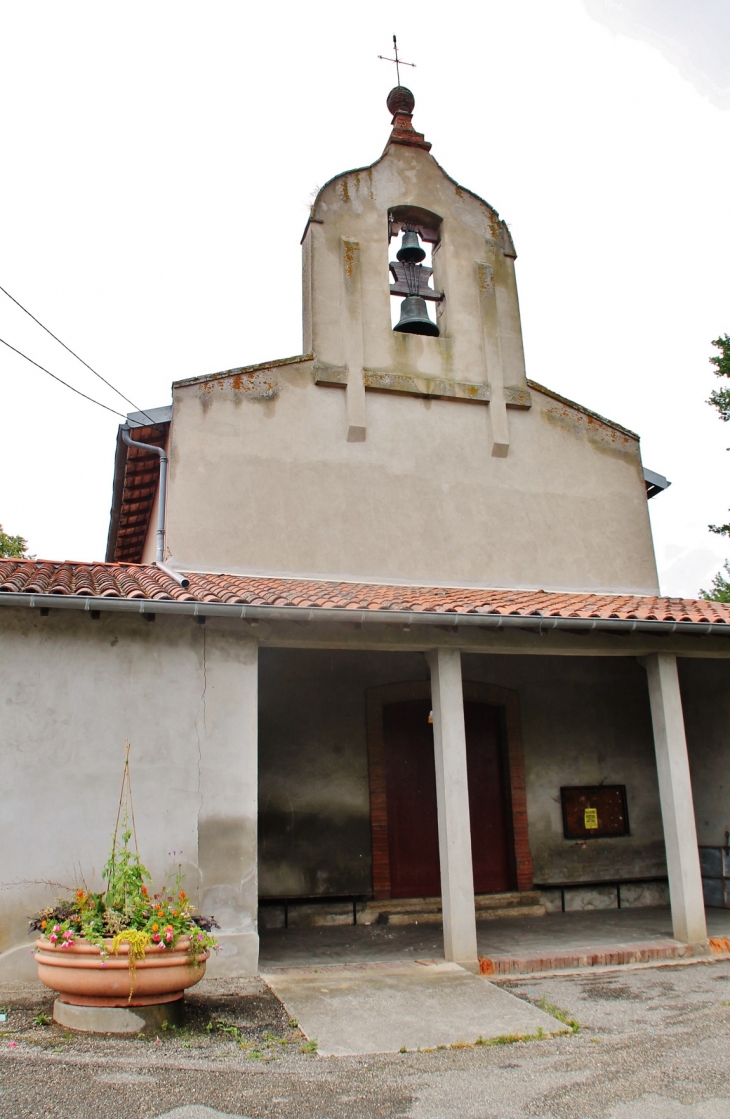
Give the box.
[388,208,443,337]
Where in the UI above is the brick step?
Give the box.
[479,939,705,977]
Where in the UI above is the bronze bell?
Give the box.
[396,228,426,263]
[394,294,439,336]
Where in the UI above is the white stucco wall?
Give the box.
[165,361,658,594]
[0,608,258,980]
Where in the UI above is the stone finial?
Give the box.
[387,86,415,116]
[385,86,431,153]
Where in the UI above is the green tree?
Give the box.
[702,333,730,601]
[700,561,730,603]
[0,524,30,558]
[708,332,730,423]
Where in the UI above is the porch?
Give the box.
[260,905,730,975]
[257,642,730,974]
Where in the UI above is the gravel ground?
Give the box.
[3,960,730,1117]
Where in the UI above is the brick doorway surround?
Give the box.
[365,680,533,899]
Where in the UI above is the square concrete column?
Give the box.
[198,630,259,976]
[426,648,479,969]
[642,653,707,946]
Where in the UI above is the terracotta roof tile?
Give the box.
[0,559,729,629]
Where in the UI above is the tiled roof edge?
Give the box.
[526,379,639,441]
[173,353,314,391]
[1,561,729,634]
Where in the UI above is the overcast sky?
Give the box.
[0,0,728,596]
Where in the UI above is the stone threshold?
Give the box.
[361,892,546,926]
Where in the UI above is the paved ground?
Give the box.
[259,906,730,968]
[4,958,730,1117]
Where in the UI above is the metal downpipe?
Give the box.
[120,426,189,589]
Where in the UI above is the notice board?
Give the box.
[561,785,629,840]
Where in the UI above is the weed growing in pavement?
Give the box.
[32,1012,51,1026]
[300,1039,318,1054]
[206,1018,242,1039]
[395,1024,571,1055]
[538,996,580,1033]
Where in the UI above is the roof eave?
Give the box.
[1,591,727,639]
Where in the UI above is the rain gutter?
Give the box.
[0,592,728,638]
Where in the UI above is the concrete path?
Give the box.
[262,960,559,1056]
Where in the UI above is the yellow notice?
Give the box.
[584,808,599,830]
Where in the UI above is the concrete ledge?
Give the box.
[0,943,41,982]
[53,996,184,1035]
[205,932,259,978]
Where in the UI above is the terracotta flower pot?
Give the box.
[34,936,209,1007]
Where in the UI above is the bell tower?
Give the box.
[301,85,530,454]
[163,77,658,595]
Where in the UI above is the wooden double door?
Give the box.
[381,697,515,898]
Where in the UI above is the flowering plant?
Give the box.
[29,745,218,973]
[29,837,218,963]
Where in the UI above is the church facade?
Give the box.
[1,88,730,978]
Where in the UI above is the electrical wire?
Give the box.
[0,283,157,425]
[0,336,127,419]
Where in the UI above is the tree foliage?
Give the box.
[708,332,730,425]
[0,524,30,558]
[702,334,730,600]
[708,334,730,536]
[700,561,730,604]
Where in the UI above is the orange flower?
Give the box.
[172,910,178,917]
[141,887,148,896]
[179,891,186,900]
[76,890,84,899]
[40,920,47,929]
[152,924,159,932]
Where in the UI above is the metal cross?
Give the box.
[377,35,415,86]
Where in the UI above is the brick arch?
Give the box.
[366,679,533,899]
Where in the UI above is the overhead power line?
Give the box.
[0,283,156,425]
[0,336,127,419]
